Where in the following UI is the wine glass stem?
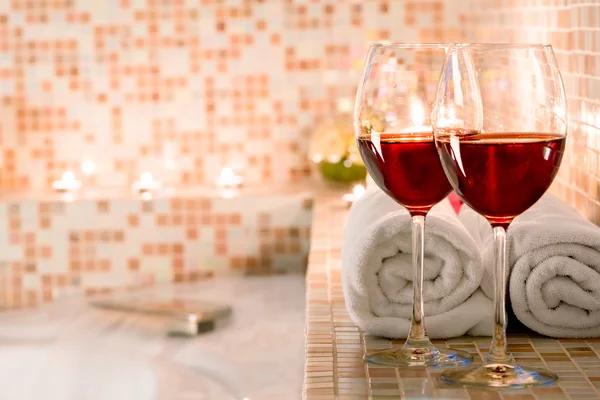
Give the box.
[406,215,428,344]
[487,225,512,364]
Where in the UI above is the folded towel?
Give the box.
[342,187,493,339]
[460,194,600,337]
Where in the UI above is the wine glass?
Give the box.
[433,43,567,387]
[354,43,473,368]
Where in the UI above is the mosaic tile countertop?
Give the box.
[304,193,600,400]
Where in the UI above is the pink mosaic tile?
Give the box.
[0,189,312,308]
[0,0,461,193]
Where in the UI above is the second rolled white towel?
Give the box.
[460,194,600,338]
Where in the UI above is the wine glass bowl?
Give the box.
[436,130,565,228]
[354,43,472,368]
[433,43,567,387]
[357,133,453,217]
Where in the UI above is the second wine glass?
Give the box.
[433,43,566,387]
[354,43,472,368]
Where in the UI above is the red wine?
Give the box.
[357,133,453,216]
[436,132,565,227]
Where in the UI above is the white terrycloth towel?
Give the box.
[460,194,600,338]
[342,187,493,339]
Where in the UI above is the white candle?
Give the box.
[52,171,82,192]
[132,172,161,195]
[216,167,243,189]
[140,191,153,201]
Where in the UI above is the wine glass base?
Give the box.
[440,362,558,388]
[363,345,473,368]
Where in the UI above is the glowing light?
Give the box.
[343,184,366,206]
[52,170,82,192]
[132,172,161,197]
[140,172,154,186]
[216,167,243,188]
[62,171,76,182]
[312,154,324,163]
[410,98,426,127]
[326,154,342,163]
[216,167,243,198]
[353,184,365,199]
[336,98,353,113]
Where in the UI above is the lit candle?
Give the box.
[52,171,82,193]
[216,167,243,190]
[343,184,366,206]
[132,172,161,197]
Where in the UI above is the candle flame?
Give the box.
[132,171,160,196]
[62,170,76,182]
[140,172,154,185]
[220,167,235,180]
[217,166,242,191]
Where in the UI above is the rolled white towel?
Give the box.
[460,193,600,337]
[342,187,493,339]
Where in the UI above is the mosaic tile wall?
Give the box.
[459,0,600,225]
[0,192,312,308]
[0,0,463,192]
